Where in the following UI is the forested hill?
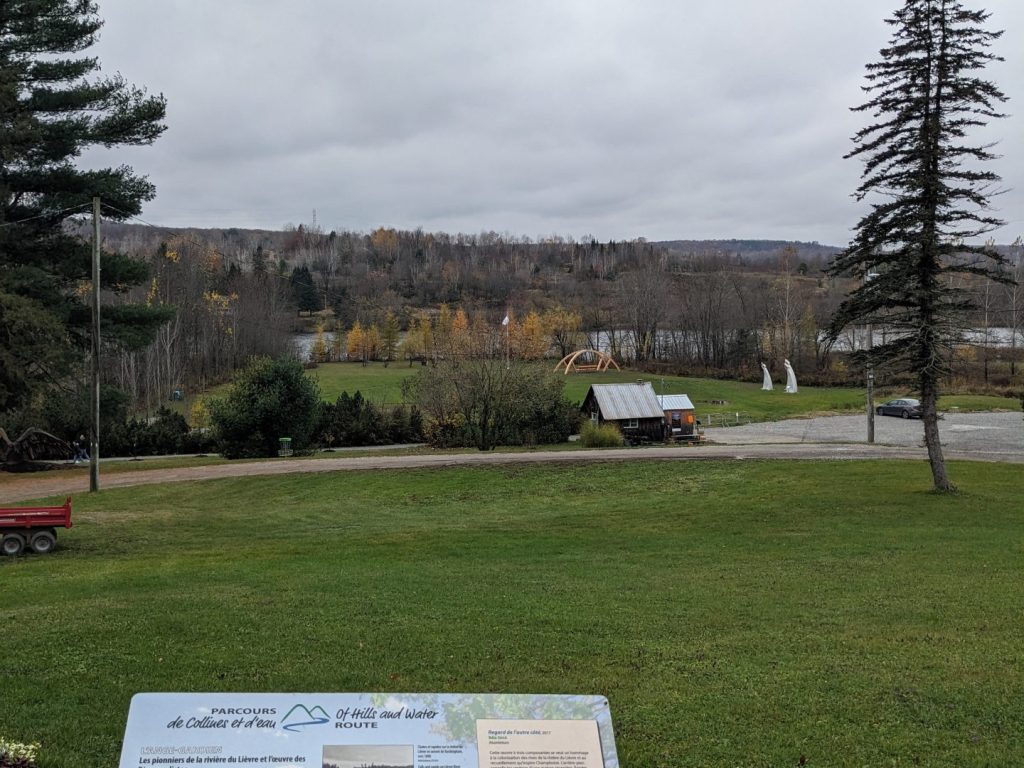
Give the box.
[654,239,843,262]
[67,219,288,257]
[74,219,845,268]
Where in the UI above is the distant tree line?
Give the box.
[79,221,1024,402]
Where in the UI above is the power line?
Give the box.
[0,201,94,228]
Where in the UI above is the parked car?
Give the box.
[876,398,922,419]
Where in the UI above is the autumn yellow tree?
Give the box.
[188,399,210,431]
[363,324,382,362]
[346,321,365,362]
[381,311,400,365]
[514,311,549,360]
[451,308,471,358]
[399,324,421,365]
[311,322,329,363]
[400,314,433,365]
[417,314,434,362]
[544,308,583,358]
[369,227,399,261]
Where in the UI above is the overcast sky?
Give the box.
[82,1,1023,246]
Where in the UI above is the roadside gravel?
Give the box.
[2,412,1020,504]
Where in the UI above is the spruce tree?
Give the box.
[0,0,168,414]
[289,264,319,313]
[828,0,1009,492]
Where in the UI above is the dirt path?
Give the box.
[3,440,1019,504]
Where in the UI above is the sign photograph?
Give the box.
[118,693,618,768]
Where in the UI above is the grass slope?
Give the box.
[308,363,1013,420]
[2,461,1021,767]
[190,362,1014,423]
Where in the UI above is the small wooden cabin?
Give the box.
[582,382,665,442]
[657,394,696,438]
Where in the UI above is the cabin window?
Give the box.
[590,410,599,424]
[671,412,681,425]
[625,418,639,429]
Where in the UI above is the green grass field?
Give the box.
[306,362,1014,420]
[2,460,1022,767]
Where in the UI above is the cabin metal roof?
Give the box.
[657,394,695,411]
[588,382,664,420]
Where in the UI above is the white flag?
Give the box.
[502,314,510,326]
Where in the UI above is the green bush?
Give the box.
[209,356,321,458]
[315,391,423,447]
[404,361,579,450]
[105,407,216,457]
[580,421,624,448]
[37,383,129,445]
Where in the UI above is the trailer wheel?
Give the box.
[30,530,57,555]
[2,533,26,556]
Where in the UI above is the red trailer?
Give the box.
[0,496,73,555]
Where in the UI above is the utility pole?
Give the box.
[867,339,875,444]
[865,272,877,444]
[90,197,101,492]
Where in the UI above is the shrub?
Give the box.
[209,356,321,458]
[315,392,423,447]
[386,404,423,444]
[405,360,579,450]
[580,421,624,448]
[39,383,129,445]
[188,399,210,430]
[0,737,39,767]
[105,407,217,457]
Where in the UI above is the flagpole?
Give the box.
[502,310,510,369]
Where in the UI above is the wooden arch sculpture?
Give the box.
[553,349,621,374]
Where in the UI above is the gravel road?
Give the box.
[2,412,1020,503]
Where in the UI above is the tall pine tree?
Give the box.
[828,0,1009,492]
[0,0,169,414]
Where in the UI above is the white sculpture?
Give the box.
[760,362,773,391]
[784,359,798,394]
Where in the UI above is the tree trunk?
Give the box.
[918,14,953,494]
[920,372,953,492]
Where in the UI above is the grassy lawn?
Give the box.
[174,362,1018,423]
[305,362,1015,420]
[2,460,1021,767]
[308,362,414,403]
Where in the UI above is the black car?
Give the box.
[876,398,921,419]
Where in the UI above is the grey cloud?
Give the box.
[82,0,1024,242]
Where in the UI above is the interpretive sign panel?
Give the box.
[118,693,618,768]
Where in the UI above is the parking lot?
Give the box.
[706,410,1024,459]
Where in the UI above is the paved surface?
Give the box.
[2,413,1020,503]
[706,411,1024,459]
